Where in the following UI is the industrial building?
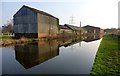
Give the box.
[59,24,83,36]
[13,5,59,38]
[82,25,104,35]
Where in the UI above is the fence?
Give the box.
[0,33,14,36]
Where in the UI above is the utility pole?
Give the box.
[69,15,75,25]
[79,21,81,35]
[80,21,81,27]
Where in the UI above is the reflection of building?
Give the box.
[14,5,59,38]
[59,38,73,47]
[15,40,59,69]
[59,34,102,47]
[60,37,81,47]
[15,34,102,69]
[83,35,101,42]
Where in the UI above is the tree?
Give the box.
[2,19,14,33]
[0,27,2,33]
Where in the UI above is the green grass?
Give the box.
[90,35,120,75]
[0,36,39,40]
[0,36,14,39]
[0,36,41,46]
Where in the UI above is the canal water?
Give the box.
[2,35,102,74]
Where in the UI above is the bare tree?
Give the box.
[2,19,14,33]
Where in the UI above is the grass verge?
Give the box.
[90,35,120,75]
[0,36,40,47]
[0,36,14,39]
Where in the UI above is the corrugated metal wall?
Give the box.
[14,7,38,33]
[37,13,59,37]
[38,13,49,34]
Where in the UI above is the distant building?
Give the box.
[13,5,59,38]
[82,25,104,35]
[104,28,118,35]
[60,24,86,36]
[64,24,81,35]
[59,25,73,34]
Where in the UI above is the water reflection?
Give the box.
[83,35,102,42]
[14,35,102,69]
[15,40,59,69]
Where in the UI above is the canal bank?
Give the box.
[0,36,72,47]
[90,35,120,75]
[0,34,101,47]
[0,35,45,47]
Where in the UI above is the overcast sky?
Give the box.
[0,0,119,29]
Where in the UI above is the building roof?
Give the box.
[82,25,101,29]
[64,24,81,31]
[59,25,69,29]
[14,5,58,19]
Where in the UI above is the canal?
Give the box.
[2,35,102,74]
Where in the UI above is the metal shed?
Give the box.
[14,5,59,38]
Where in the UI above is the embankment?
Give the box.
[0,38,38,47]
[90,35,120,75]
[0,34,79,47]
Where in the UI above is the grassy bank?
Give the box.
[0,36,14,39]
[0,36,40,47]
[0,35,81,47]
[90,35,120,75]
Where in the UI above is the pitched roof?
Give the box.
[82,25,100,29]
[14,5,58,19]
[59,25,69,29]
[64,24,81,31]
